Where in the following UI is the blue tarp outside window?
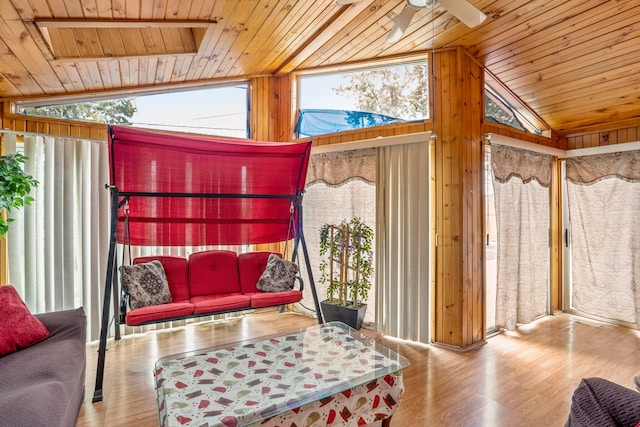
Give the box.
[296,109,404,137]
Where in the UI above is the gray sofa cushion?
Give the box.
[0,307,86,427]
[565,377,640,427]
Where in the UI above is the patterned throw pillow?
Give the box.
[256,254,298,292]
[120,261,172,310]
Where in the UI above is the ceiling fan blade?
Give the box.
[440,0,487,27]
[336,0,360,5]
[386,5,418,43]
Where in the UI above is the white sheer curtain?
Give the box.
[5,132,110,341]
[376,141,430,343]
[297,149,376,326]
[491,144,550,330]
[566,150,640,326]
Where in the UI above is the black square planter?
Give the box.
[320,300,367,330]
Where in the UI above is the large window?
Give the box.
[297,62,428,137]
[18,84,250,138]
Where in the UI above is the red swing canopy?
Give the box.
[108,125,312,246]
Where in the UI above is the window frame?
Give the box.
[484,70,550,137]
[13,81,252,139]
[295,59,429,138]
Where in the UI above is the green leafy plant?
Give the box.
[319,217,374,308]
[0,153,39,237]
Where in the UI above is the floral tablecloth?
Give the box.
[154,322,408,427]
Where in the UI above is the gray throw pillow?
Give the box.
[256,254,298,292]
[120,260,172,309]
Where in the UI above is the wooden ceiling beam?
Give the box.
[9,74,258,107]
[275,1,378,76]
[49,52,197,64]
[35,19,215,29]
[298,0,402,69]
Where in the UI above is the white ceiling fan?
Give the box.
[337,0,487,43]
[388,0,487,43]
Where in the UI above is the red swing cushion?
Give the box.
[238,252,282,294]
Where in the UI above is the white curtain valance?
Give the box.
[566,150,640,185]
[491,144,552,188]
[306,148,376,187]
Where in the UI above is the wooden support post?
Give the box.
[432,47,486,349]
[0,133,8,285]
[0,212,7,286]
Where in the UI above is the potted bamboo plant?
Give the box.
[0,153,38,237]
[319,217,373,329]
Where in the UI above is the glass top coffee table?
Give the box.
[154,321,409,427]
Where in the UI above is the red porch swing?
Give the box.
[92,125,323,402]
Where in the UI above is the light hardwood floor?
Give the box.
[78,309,640,427]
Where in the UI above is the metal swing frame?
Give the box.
[91,187,323,403]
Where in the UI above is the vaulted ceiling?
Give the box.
[1,0,639,136]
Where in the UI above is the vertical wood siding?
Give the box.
[1,103,108,139]
[432,47,485,349]
[562,124,640,149]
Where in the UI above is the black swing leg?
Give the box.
[92,257,114,402]
[113,259,121,341]
[92,234,116,402]
[93,186,119,403]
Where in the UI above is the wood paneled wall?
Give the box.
[251,75,295,143]
[9,61,636,345]
[561,122,640,149]
[2,103,108,139]
[0,217,5,286]
[0,104,7,285]
[549,158,562,313]
[308,120,433,147]
[263,51,486,349]
[432,47,485,349]
[483,122,562,149]
[250,75,292,256]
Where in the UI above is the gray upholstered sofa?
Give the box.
[565,377,640,427]
[0,307,86,427]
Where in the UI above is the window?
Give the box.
[297,62,428,137]
[484,71,549,136]
[485,84,541,135]
[18,84,250,138]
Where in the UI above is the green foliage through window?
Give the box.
[334,65,429,120]
[298,62,428,137]
[21,99,136,124]
[485,85,541,135]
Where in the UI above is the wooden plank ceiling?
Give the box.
[1,0,639,136]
